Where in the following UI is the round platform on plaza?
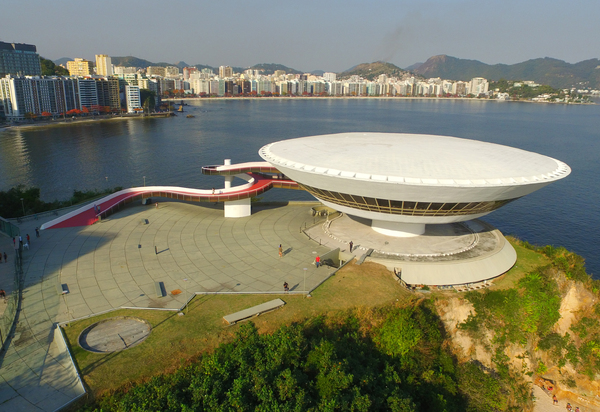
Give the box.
[78,317,151,353]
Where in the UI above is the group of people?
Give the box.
[278,238,359,292]
[553,394,581,411]
[12,234,32,250]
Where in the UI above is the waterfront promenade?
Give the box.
[0,201,331,411]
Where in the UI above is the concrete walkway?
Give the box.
[0,201,331,411]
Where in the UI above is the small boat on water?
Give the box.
[186,114,195,118]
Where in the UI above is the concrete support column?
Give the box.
[224,198,251,218]
[371,220,425,237]
[224,159,233,189]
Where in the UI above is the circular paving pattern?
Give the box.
[78,317,151,353]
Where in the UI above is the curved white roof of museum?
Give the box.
[259,133,570,187]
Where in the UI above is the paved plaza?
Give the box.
[0,201,332,411]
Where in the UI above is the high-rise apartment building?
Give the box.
[183,67,197,81]
[469,77,489,96]
[67,58,93,76]
[323,72,336,82]
[147,66,166,77]
[0,75,79,119]
[77,79,99,110]
[219,66,233,78]
[95,54,113,76]
[0,41,42,77]
[114,66,137,75]
[165,66,180,78]
[125,85,141,113]
[96,78,120,111]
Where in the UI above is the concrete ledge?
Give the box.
[223,298,286,324]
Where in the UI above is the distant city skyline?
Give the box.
[2,0,599,72]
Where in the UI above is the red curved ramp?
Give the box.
[41,171,299,229]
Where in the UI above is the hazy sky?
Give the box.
[2,0,599,72]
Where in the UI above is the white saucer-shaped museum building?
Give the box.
[259,133,571,237]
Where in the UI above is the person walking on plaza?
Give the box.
[35,227,40,237]
[315,255,320,268]
[279,244,283,258]
[283,282,289,292]
[19,236,23,249]
[3,252,6,263]
[349,241,353,253]
[26,234,30,244]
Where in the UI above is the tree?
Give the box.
[140,90,156,113]
[39,57,69,76]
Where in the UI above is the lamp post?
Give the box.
[20,198,25,216]
[143,176,146,187]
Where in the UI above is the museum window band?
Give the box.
[299,183,518,217]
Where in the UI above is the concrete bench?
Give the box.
[57,283,69,295]
[155,281,166,298]
[223,299,286,325]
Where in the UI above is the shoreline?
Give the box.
[0,112,173,131]
[165,95,594,104]
[1,96,592,131]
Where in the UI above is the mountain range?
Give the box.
[410,55,600,89]
[52,55,600,89]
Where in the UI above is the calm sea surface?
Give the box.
[1,98,599,277]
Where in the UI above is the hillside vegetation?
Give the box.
[40,57,69,76]
[111,56,175,69]
[249,63,303,75]
[339,61,411,81]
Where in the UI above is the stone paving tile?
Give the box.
[1,395,44,411]
[0,379,18,404]
[80,286,103,299]
[114,273,134,284]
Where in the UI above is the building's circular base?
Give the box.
[308,213,516,286]
[371,220,426,237]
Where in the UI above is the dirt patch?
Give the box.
[555,282,596,335]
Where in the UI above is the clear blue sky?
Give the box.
[2,0,598,72]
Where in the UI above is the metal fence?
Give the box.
[0,217,22,350]
[0,217,19,238]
